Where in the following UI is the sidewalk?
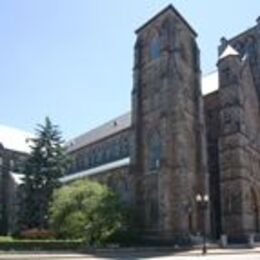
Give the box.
[175,245,260,256]
[1,245,260,257]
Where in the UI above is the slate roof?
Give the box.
[0,125,33,154]
[66,112,131,153]
[67,73,219,152]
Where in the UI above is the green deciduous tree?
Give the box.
[49,179,125,244]
[20,117,70,230]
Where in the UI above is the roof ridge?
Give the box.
[135,4,197,36]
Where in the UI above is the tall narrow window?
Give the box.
[150,36,161,60]
[148,132,162,172]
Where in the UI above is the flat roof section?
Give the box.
[60,157,130,183]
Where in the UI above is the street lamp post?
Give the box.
[196,193,209,255]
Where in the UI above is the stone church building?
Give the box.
[62,5,260,242]
[1,4,260,243]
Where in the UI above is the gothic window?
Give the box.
[234,42,245,56]
[84,154,89,169]
[69,155,76,173]
[147,199,159,226]
[221,68,231,83]
[122,137,129,157]
[150,36,161,60]
[92,150,98,166]
[109,142,115,160]
[105,143,110,162]
[0,157,3,166]
[245,37,257,64]
[148,132,162,172]
[247,41,256,57]
[101,150,106,164]
[76,154,84,171]
[89,152,95,167]
[114,140,120,159]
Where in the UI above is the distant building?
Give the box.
[0,125,32,235]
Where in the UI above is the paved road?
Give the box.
[1,248,260,259]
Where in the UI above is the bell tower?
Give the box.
[131,5,209,242]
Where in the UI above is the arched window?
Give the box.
[150,36,161,60]
[148,132,162,172]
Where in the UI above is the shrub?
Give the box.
[0,240,83,251]
[0,236,13,242]
[20,229,57,240]
[49,179,127,245]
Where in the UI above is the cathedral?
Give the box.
[1,4,260,244]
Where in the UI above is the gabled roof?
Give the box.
[66,73,220,153]
[135,4,197,36]
[228,26,256,44]
[66,112,131,152]
[0,125,33,154]
[219,44,240,60]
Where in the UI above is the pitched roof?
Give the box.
[219,45,240,60]
[0,125,33,153]
[66,112,131,152]
[135,4,197,36]
[67,72,220,153]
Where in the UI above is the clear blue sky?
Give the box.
[0,0,259,139]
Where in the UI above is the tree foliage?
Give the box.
[20,117,70,230]
[49,179,125,244]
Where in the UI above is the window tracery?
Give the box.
[150,35,161,60]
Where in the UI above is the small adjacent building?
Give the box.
[0,125,32,235]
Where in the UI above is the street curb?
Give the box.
[1,247,260,256]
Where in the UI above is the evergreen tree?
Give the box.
[20,117,70,230]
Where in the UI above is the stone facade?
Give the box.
[66,6,260,242]
[2,4,260,243]
[0,144,28,235]
[131,6,208,242]
[217,23,260,241]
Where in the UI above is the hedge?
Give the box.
[0,240,84,251]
